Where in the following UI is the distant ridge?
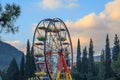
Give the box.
[0,41,24,70]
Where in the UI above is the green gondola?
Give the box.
[38,26,46,30]
[58,37,66,41]
[37,36,46,41]
[60,28,65,31]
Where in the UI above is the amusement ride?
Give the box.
[32,18,73,80]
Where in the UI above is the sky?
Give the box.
[0,0,120,57]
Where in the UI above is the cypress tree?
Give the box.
[76,39,81,72]
[112,34,120,61]
[100,49,105,62]
[104,34,113,79]
[25,40,31,79]
[6,58,19,80]
[98,50,106,80]
[19,54,25,80]
[30,46,36,77]
[88,39,96,76]
[82,47,88,74]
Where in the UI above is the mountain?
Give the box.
[0,41,24,70]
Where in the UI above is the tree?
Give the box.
[0,3,21,34]
[82,47,88,74]
[29,46,36,77]
[88,39,96,76]
[25,40,36,80]
[6,57,19,80]
[100,49,105,62]
[76,39,81,72]
[104,34,114,79]
[98,50,106,80]
[112,34,120,61]
[19,54,25,80]
[0,69,7,80]
[25,40,31,79]
[112,53,120,79]
[72,66,81,80]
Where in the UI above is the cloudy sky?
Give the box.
[1,0,120,56]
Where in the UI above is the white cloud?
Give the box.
[101,0,120,21]
[65,0,120,55]
[66,3,79,8]
[32,0,120,56]
[6,40,26,54]
[38,0,80,10]
[40,0,62,10]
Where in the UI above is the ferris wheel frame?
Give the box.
[32,18,73,80]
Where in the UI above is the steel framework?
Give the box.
[32,18,73,80]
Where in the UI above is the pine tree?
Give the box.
[19,54,25,80]
[76,39,81,72]
[104,34,114,79]
[6,58,19,80]
[25,40,36,80]
[30,46,36,77]
[112,53,120,79]
[25,40,31,79]
[98,50,106,80]
[82,47,88,74]
[0,69,7,80]
[88,39,96,76]
[112,34,120,61]
[0,3,21,34]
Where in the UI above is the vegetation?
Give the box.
[104,34,114,79]
[0,1,120,80]
[112,34,120,61]
[88,39,96,80]
[76,39,81,72]
[25,40,36,80]
[0,26,120,80]
[19,54,25,80]
[0,40,36,80]
[72,34,120,80]
[0,2,21,34]
[6,58,19,80]
[112,53,120,79]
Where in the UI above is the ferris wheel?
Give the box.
[32,18,73,80]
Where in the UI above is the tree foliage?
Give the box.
[88,39,96,76]
[0,3,21,34]
[104,34,114,79]
[112,53,120,79]
[0,69,7,80]
[82,47,88,74]
[19,54,25,80]
[25,40,31,79]
[30,46,36,77]
[25,40,36,79]
[6,58,19,80]
[76,39,81,72]
[112,34,120,61]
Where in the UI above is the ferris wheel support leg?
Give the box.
[56,55,63,80]
[62,56,72,80]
